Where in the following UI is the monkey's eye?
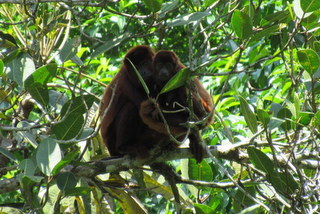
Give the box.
[155,63,164,70]
[139,60,149,67]
[165,62,173,71]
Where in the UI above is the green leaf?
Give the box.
[194,204,214,214]
[52,112,84,140]
[247,147,275,174]
[127,59,150,95]
[24,63,57,86]
[297,49,320,75]
[4,51,35,88]
[61,95,95,118]
[313,110,320,129]
[160,68,190,94]
[277,108,292,131]
[57,172,77,191]
[56,37,81,64]
[0,147,17,162]
[257,109,270,129]
[52,149,80,175]
[233,186,256,212]
[168,12,210,27]
[19,159,36,177]
[36,138,62,176]
[300,0,320,12]
[239,96,258,133]
[159,0,179,17]
[64,187,92,196]
[92,33,128,58]
[314,41,320,53]
[249,25,279,43]
[25,82,49,106]
[0,59,3,75]
[269,171,299,194]
[188,159,213,182]
[143,0,163,12]
[260,11,290,26]
[298,112,313,126]
[231,10,253,39]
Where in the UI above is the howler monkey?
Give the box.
[139,50,213,162]
[100,45,163,157]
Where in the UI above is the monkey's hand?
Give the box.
[140,98,160,121]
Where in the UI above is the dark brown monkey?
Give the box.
[139,50,213,162]
[100,45,163,157]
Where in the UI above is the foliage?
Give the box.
[0,0,320,213]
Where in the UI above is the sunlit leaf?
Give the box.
[239,96,258,133]
[143,0,163,12]
[36,138,62,176]
[52,113,84,140]
[247,147,275,174]
[297,49,320,75]
[300,0,320,12]
[160,68,190,94]
[168,12,210,27]
[188,159,213,182]
[231,10,253,39]
[57,172,77,191]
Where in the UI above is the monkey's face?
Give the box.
[155,61,175,83]
[124,47,154,86]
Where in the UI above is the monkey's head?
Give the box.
[153,51,185,88]
[124,45,155,86]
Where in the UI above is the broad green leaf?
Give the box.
[64,187,92,196]
[25,82,49,106]
[249,25,279,43]
[277,108,292,131]
[159,0,179,17]
[92,33,128,58]
[233,186,256,212]
[239,96,258,133]
[56,37,80,64]
[52,112,84,140]
[24,64,57,106]
[52,149,80,175]
[231,10,253,39]
[36,138,62,176]
[57,172,77,191]
[160,68,190,94]
[61,95,96,118]
[168,12,210,27]
[300,0,320,12]
[279,172,299,194]
[314,41,320,52]
[257,109,270,129]
[269,171,299,194]
[4,51,35,88]
[19,159,36,177]
[247,147,275,174]
[24,63,57,86]
[313,110,320,129]
[188,159,213,182]
[260,11,290,26]
[297,49,320,75]
[298,112,313,126]
[0,59,3,75]
[194,204,214,214]
[0,147,17,162]
[143,0,163,12]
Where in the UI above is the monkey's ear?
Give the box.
[127,58,150,96]
[159,68,191,94]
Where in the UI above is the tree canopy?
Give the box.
[1,0,320,213]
